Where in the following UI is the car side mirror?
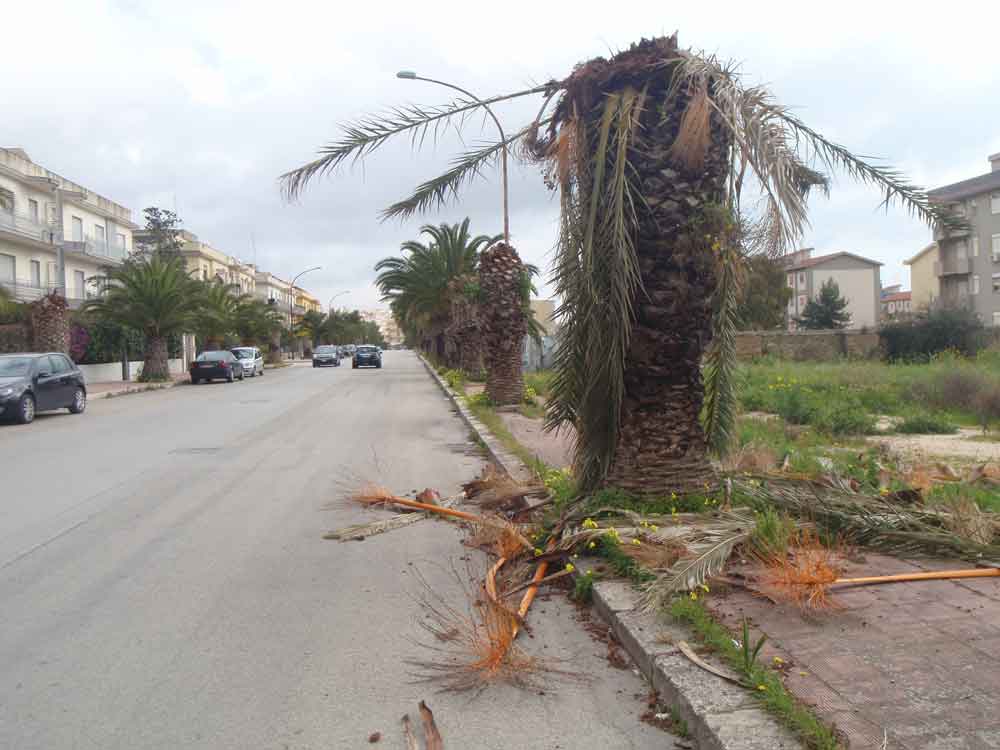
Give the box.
[37,370,51,379]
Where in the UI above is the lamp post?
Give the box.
[289,266,321,357]
[328,290,350,314]
[397,70,510,244]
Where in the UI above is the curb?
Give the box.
[88,380,183,400]
[419,354,802,750]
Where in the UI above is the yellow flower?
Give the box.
[879,487,890,496]
[582,518,599,529]
[571,554,579,560]
[631,539,641,546]
[565,563,575,573]
[798,671,809,677]
[651,524,659,532]
[757,685,767,692]
[670,492,678,501]
[588,541,596,549]
[772,656,784,665]
[689,591,698,600]
[700,584,710,593]
[534,548,543,556]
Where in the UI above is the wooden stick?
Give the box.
[834,568,1000,587]
[363,494,483,522]
[502,569,572,599]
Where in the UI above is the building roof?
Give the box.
[904,242,938,265]
[882,291,911,303]
[784,251,882,271]
[928,170,1000,203]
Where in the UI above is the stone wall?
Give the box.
[735,329,880,361]
[0,323,30,353]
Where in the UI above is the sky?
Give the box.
[5,0,1000,310]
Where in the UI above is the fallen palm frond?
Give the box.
[638,510,755,613]
[741,477,1000,562]
[407,565,550,694]
[418,701,443,750]
[620,535,688,571]
[324,493,461,541]
[757,529,846,611]
[402,713,419,750]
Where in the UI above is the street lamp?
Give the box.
[288,266,321,356]
[328,290,350,313]
[397,70,510,244]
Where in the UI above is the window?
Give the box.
[798,273,806,285]
[0,253,14,282]
[71,216,83,241]
[48,354,71,374]
[797,294,807,309]
[992,192,1000,214]
[957,239,967,259]
[94,225,105,243]
[967,199,977,215]
[74,271,85,297]
[994,312,1000,328]
[0,187,13,212]
[28,199,39,222]
[787,274,794,287]
[971,235,980,257]
[993,273,1000,294]
[973,275,981,295]
[202,268,208,280]
[30,260,40,287]
[116,232,126,249]
[993,234,1000,262]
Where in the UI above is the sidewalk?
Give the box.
[87,374,188,399]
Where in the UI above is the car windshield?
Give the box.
[316,346,336,353]
[357,346,377,353]
[198,352,230,361]
[0,357,33,377]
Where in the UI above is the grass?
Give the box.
[670,597,841,750]
[465,395,549,479]
[927,482,1000,514]
[895,413,958,435]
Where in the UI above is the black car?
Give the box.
[312,345,341,367]
[0,352,87,424]
[352,345,382,369]
[190,351,245,383]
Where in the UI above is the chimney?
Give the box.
[990,152,1000,173]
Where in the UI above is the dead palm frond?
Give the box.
[756,529,846,611]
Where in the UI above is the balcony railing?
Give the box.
[0,208,57,243]
[62,236,126,263]
[934,257,971,276]
[933,224,970,241]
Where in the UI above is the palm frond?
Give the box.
[702,240,747,457]
[280,86,551,200]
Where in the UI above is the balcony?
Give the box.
[934,257,971,276]
[0,208,57,244]
[0,278,102,306]
[62,236,127,264]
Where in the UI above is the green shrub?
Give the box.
[772,386,817,425]
[972,383,1000,434]
[523,385,538,405]
[880,308,986,361]
[896,413,958,435]
[442,368,465,390]
[524,370,553,398]
[751,508,796,559]
[927,483,1000,514]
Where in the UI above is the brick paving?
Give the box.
[711,554,1000,749]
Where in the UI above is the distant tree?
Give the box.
[738,256,793,330]
[136,207,184,256]
[797,279,851,330]
[295,309,327,348]
[193,279,243,349]
[234,298,283,346]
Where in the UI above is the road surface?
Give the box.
[0,352,677,749]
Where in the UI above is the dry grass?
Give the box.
[757,530,847,612]
[620,535,688,571]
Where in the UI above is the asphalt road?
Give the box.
[0,352,677,749]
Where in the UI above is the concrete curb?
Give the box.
[88,380,183,400]
[418,354,802,750]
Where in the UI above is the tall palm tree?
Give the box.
[281,35,956,499]
[296,309,327,348]
[84,254,198,381]
[234,297,284,346]
[374,220,497,365]
[194,279,243,350]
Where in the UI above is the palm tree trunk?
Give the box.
[267,330,282,364]
[480,243,526,406]
[602,53,733,496]
[141,335,171,381]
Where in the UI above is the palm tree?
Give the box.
[296,309,327,349]
[374,220,497,366]
[234,297,284,346]
[281,35,956,499]
[84,254,198,381]
[194,279,243,350]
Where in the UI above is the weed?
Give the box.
[571,572,595,603]
[738,617,767,680]
[750,508,796,559]
[927,483,1000,514]
[442,368,466,390]
[591,535,656,585]
[524,370,553,398]
[895,413,958,435]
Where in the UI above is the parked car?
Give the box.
[352,345,382,369]
[190,351,244,383]
[231,346,264,377]
[312,345,341,367]
[0,352,87,424]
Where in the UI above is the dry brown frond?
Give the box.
[620,536,687,571]
[938,494,995,545]
[669,81,711,170]
[350,483,397,507]
[720,443,778,474]
[465,515,533,559]
[407,565,554,694]
[757,529,847,612]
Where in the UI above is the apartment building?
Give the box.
[926,152,1000,326]
[904,242,940,309]
[361,308,403,346]
[783,248,882,329]
[293,287,321,318]
[0,147,135,305]
[254,271,294,326]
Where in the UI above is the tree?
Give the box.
[374,220,497,365]
[194,279,243,349]
[84,254,198,380]
[135,207,184,257]
[796,279,851,330]
[234,297,284,346]
[295,309,327,348]
[281,35,954,499]
[738,256,793,330]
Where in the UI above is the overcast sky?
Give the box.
[6,0,1000,309]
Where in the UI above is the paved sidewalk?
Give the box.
[87,374,187,399]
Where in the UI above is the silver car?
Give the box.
[231,347,264,377]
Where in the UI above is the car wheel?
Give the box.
[16,393,35,424]
[227,373,234,383]
[68,387,87,414]
[239,371,245,381]
[191,377,199,385]
[376,363,382,369]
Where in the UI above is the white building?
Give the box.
[783,249,882,330]
[254,271,294,327]
[0,147,136,306]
